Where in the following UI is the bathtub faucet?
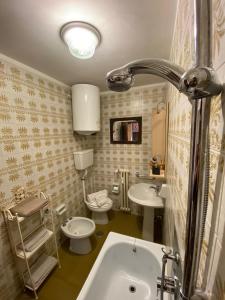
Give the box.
[157,248,182,300]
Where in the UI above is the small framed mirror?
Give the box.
[110,116,142,144]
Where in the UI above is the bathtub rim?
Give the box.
[77,231,167,300]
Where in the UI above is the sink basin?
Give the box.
[128,183,164,241]
[128,183,164,208]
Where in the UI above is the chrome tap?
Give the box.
[157,248,181,300]
[149,184,161,194]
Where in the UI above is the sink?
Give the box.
[128,183,164,241]
[128,183,164,208]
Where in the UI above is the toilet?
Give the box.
[73,149,113,225]
[85,190,113,225]
[85,200,113,225]
[61,217,96,254]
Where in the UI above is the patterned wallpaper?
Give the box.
[91,84,167,214]
[0,55,94,300]
[165,0,225,298]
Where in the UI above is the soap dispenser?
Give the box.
[151,156,160,175]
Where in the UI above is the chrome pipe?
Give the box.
[182,1,212,298]
[194,0,212,67]
[182,98,210,298]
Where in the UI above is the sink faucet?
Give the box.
[149,184,161,194]
[157,248,182,300]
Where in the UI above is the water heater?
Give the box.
[72,84,100,135]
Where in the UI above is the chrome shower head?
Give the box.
[106,59,223,99]
[106,68,134,92]
[106,59,185,93]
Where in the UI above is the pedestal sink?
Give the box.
[128,183,164,241]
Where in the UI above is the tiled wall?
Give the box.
[165,0,225,297]
[92,84,167,214]
[0,55,94,300]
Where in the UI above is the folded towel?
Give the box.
[25,254,57,287]
[96,197,108,207]
[11,195,48,217]
[87,190,108,203]
[18,227,49,252]
[87,196,112,208]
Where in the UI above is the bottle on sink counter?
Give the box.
[150,156,160,175]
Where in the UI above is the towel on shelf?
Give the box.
[11,195,48,217]
[18,227,49,252]
[25,254,57,287]
[87,190,111,208]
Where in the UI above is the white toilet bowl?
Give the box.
[61,217,95,254]
[85,199,113,225]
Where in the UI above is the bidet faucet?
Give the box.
[157,248,181,300]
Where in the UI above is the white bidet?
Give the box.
[61,217,95,254]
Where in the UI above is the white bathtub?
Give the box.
[77,232,168,300]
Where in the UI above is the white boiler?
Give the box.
[72,84,100,135]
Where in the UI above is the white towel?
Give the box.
[87,190,108,202]
[88,197,111,208]
[18,227,49,252]
[96,196,108,207]
[87,190,112,208]
[87,197,109,208]
[25,254,57,287]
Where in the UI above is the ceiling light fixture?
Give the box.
[60,21,101,59]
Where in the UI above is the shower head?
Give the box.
[106,59,185,92]
[106,67,134,92]
[106,59,223,99]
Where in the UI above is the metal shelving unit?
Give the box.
[3,191,60,299]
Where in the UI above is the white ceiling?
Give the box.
[0,0,177,91]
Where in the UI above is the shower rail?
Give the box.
[182,1,212,298]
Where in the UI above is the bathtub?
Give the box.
[77,232,168,300]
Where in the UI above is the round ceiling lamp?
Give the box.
[60,21,101,59]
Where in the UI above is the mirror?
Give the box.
[110,117,142,144]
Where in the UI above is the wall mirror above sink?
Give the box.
[110,116,142,144]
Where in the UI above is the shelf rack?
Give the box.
[3,190,60,299]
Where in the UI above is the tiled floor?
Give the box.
[17,211,143,300]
